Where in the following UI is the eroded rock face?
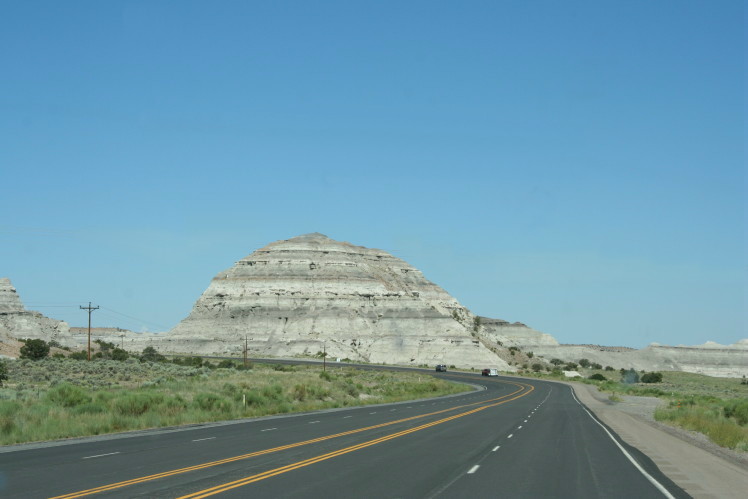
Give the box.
[0,278,70,348]
[168,233,513,370]
[479,317,559,348]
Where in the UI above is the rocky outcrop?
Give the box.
[478,317,559,348]
[0,278,71,348]
[167,233,513,370]
[525,343,748,378]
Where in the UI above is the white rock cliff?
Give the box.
[166,233,513,370]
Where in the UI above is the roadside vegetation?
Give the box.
[517,359,748,452]
[0,343,470,446]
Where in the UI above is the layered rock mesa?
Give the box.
[0,277,70,344]
[168,233,513,370]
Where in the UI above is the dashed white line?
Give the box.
[309,421,320,424]
[83,452,120,460]
[369,412,377,414]
[390,409,396,412]
[261,428,277,432]
[518,425,523,429]
[508,434,514,439]
[192,437,216,442]
[524,419,528,423]
[343,416,352,419]
[467,465,480,474]
[492,445,500,452]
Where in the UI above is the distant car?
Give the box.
[482,368,498,376]
[435,364,447,372]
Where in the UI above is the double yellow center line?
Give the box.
[52,379,533,499]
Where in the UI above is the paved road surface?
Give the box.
[0,372,687,498]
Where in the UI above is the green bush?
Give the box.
[114,393,164,416]
[723,399,748,425]
[140,346,166,363]
[641,372,663,383]
[111,348,129,361]
[69,351,88,360]
[20,339,50,360]
[45,383,92,407]
[578,359,590,368]
[621,368,640,384]
[0,360,8,386]
[588,373,606,381]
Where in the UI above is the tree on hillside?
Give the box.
[550,358,564,366]
[578,358,591,368]
[141,346,166,363]
[641,372,663,383]
[0,360,8,386]
[20,339,50,360]
[621,368,639,384]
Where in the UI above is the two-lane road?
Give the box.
[0,372,686,498]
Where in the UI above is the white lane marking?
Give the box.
[407,406,412,409]
[518,426,523,429]
[569,386,675,499]
[261,428,277,432]
[83,452,120,459]
[343,416,352,419]
[369,412,377,414]
[508,434,514,439]
[309,421,320,424]
[492,446,500,452]
[524,420,528,423]
[192,437,216,442]
[467,465,480,474]
[390,409,396,412]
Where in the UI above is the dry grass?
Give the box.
[0,359,469,445]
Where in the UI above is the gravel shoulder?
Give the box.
[569,381,748,499]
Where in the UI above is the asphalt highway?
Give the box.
[0,370,688,498]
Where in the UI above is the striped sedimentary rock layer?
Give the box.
[0,277,70,344]
[167,233,513,370]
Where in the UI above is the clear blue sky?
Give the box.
[1,1,745,348]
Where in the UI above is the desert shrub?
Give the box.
[292,384,308,401]
[578,359,590,368]
[531,363,543,372]
[550,358,564,366]
[140,346,166,363]
[319,371,333,381]
[604,366,615,371]
[564,362,578,370]
[69,351,88,360]
[45,383,92,407]
[114,392,164,416]
[73,402,107,415]
[20,339,50,360]
[591,363,603,370]
[0,360,8,386]
[588,373,606,381]
[723,399,748,425]
[621,369,640,384]
[111,348,129,361]
[261,384,284,400]
[217,359,238,369]
[641,372,663,383]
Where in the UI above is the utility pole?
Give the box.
[323,342,326,372]
[80,302,99,361]
[243,335,248,369]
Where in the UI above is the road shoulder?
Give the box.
[569,381,748,499]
